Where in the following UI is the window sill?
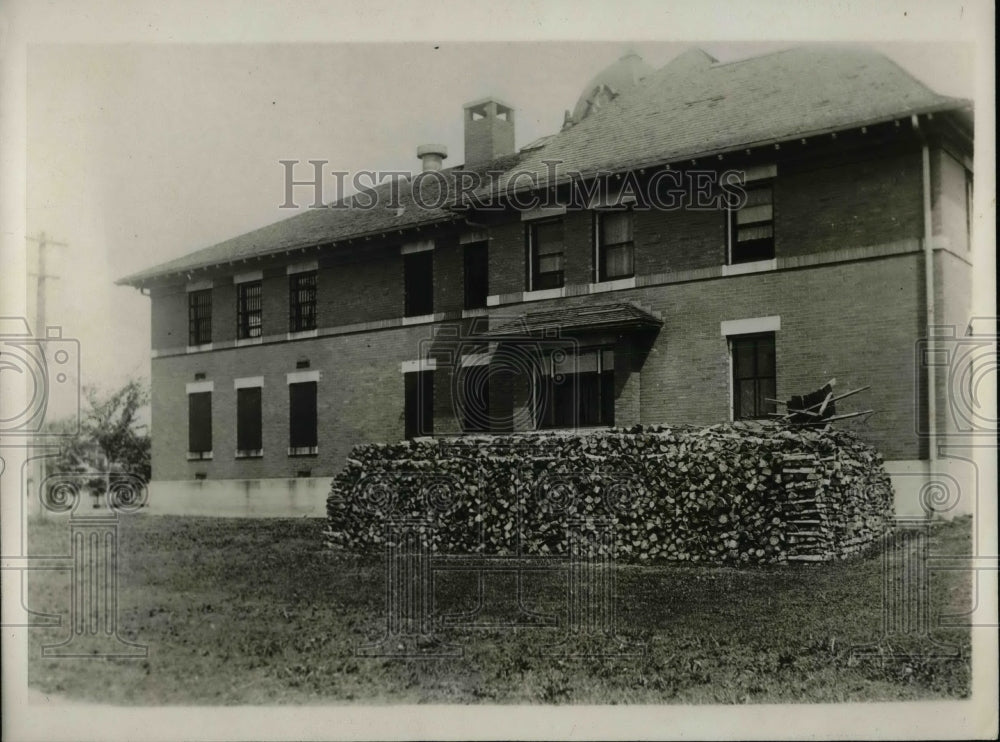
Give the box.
[235,450,263,459]
[401,312,439,326]
[522,286,565,302]
[187,451,213,461]
[288,446,318,457]
[287,329,318,341]
[236,336,263,347]
[186,343,214,354]
[722,258,777,277]
[589,276,637,293]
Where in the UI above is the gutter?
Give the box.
[911,114,937,462]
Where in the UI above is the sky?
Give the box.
[18,37,980,417]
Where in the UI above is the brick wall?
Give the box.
[776,148,923,257]
[151,322,446,481]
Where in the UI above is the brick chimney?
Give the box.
[463,97,515,168]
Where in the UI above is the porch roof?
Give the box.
[476,301,662,339]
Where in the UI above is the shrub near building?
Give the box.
[325,422,895,564]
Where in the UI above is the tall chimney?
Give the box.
[463,97,515,168]
[416,144,448,172]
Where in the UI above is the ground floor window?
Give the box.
[536,348,615,429]
[187,391,212,458]
[457,362,491,433]
[236,386,263,457]
[404,370,434,438]
[731,332,776,420]
[288,381,318,454]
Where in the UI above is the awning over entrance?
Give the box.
[476,301,663,339]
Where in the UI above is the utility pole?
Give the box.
[26,231,67,336]
[25,232,68,518]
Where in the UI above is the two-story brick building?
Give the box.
[118,46,974,517]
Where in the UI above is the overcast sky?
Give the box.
[20,37,979,411]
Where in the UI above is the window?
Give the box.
[187,391,212,458]
[404,251,434,317]
[536,348,614,429]
[527,219,565,291]
[729,182,774,263]
[463,242,490,310]
[289,271,317,332]
[458,363,490,432]
[288,381,318,455]
[237,280,263,339]
[188,289,212,346]
[597,210,634,281]
[731,333,776,420]
[236,386,263,457]
[404,370,433,438]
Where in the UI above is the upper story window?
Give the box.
[527,219,565,291]
[463,242,490,310]
[236,280,263,339]
[289,271,317,332]
[731,333,776,420]
[596,210,634,281]
[729,167,775,264]
[187,289,212,346]
[404,250,434,317]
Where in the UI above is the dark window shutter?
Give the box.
[463,242,489,310]
[188,392,212,453]
[404,370,433,438]
[237,387,263,451]
[404,251,434,317]
[289,382,318,448]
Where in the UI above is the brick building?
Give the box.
[119,46,975,517]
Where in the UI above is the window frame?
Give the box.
[236,280,263,340]
[463,241,490,310]
[526,218,565,291]
[403,250,434,317]
[595,209,635,282]
[288,270,318,333]
[187,390,213,459]
[187,289,213,347]
[235,385,263,458]
[728,178,775,265]
[404,369,434,439]
[730,332,777,421]
[288,380,318,455]
[535,347,615,430]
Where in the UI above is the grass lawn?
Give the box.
[26,514,972,704]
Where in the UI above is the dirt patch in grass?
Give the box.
[26,514,972,704]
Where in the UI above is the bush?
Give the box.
[324,422,894,564]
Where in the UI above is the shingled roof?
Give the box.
[116,164,473,286]
[119,45,967,286]
[477,302,662,338]
[474,45,968,197]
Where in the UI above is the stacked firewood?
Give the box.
[325,422,894,564]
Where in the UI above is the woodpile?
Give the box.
[325,422,894,565]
